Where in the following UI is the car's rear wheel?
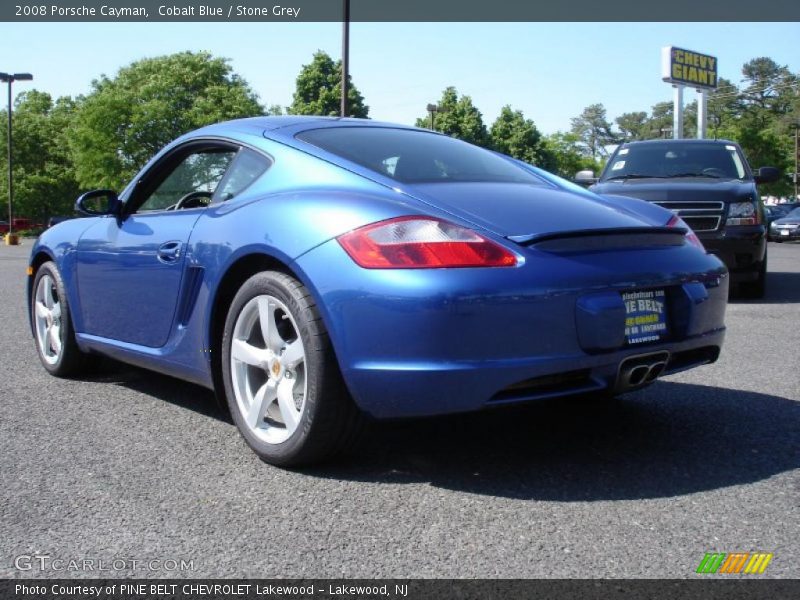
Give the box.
[221,271,362,467]
[31,261,87,376]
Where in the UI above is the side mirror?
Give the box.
[754,166,781,185]
[574,170,597,187]
[75,189,121,216]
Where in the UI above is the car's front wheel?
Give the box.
[739,256,767,299]
[31,261,87,376]
[221,271,362,467]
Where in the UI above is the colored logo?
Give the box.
[696,552,773,574]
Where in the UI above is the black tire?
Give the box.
[30,261,88,376]
[738,257,767,299]
[221,271,363,467]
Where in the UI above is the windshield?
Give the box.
[601,142,749,181]
[296,127,547,185]
[785,208,800,219]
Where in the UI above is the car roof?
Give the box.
[620,138,739,147]
[187,116,425,144]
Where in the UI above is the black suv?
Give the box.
[583,139,780,298]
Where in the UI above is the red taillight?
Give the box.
[337,216,518,269]
[667,215,705,252]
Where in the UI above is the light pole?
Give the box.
[0,72,33,245]
[426,104,441,131]
[340,0,350,117]
[794,121,799,201]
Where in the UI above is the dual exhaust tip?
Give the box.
[615,351,670,393]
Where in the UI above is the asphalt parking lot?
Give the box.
[1,240,798,579]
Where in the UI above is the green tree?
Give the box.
[647,101,674,138]
[707,77,742,138]
[288,50,368,118]
[489,105,555,169]
[0,90,81,223]
[415,87,490,147]
[736,58,798,194]
[615,111,649,141]
[570,103,619,160]
[741,57,797,116]
[541,132,602,179]
[71,51,264,190]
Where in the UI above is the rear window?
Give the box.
[602,142,749,181]
[296,127,546,185]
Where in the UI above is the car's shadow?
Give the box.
[729,270,800,304]
[80,362,799,502]
[306,382,799,501]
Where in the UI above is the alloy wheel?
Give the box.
[229,294,307,444]
[34,274,63,365]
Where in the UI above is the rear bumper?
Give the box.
[700,225,766,282]
[769,227,800,241]
[344,333,724,418]
[296,239,728,419]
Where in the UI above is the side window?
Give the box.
[138,150,236,212]
[212,148,272,203]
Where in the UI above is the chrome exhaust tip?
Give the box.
[615,352,670,393]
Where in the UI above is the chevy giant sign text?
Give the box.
[661,46,718,89]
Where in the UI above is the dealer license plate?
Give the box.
[622,289,668,345]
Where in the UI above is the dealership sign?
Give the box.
[661,46,718,89]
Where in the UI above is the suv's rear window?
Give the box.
[602,142,748,181]
[296,127,546,185]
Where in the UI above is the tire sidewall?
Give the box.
[31,262,74,375]
[221,271,325,465]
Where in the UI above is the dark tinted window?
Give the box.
[601,142,748,181]
[296,127,546,185]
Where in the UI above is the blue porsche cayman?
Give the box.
[28,116,728,466]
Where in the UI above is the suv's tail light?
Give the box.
[667,215,705,252]
[337,216,518,269]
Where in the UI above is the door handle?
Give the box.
[157,241,182,263]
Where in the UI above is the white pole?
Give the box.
[696,88,707,139]
[673,85,684,139]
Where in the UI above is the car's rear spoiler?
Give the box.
[508,226,687,252]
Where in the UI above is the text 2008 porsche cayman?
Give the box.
[27,117,728,466]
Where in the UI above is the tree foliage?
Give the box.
[415,87,490,147]
[71,51,263,190]
[5,52,799,226]
[541,132,602,178]
[570,103,619,160]
[0,91,81,222]
[288,50,368,118]
[489,105,556,169]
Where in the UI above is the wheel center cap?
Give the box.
[269,359,283,380]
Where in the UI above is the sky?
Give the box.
[0,21,798,134]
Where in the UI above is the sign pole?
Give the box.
[673,85,684,140]
[697,88,707,139]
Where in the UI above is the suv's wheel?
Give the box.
[31,261,87,376]
[221,271,362,467]
[739,257,767,299]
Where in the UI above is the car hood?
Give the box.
[591,178,754,203]
[405,182,654,238]
[773,216,800,225]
